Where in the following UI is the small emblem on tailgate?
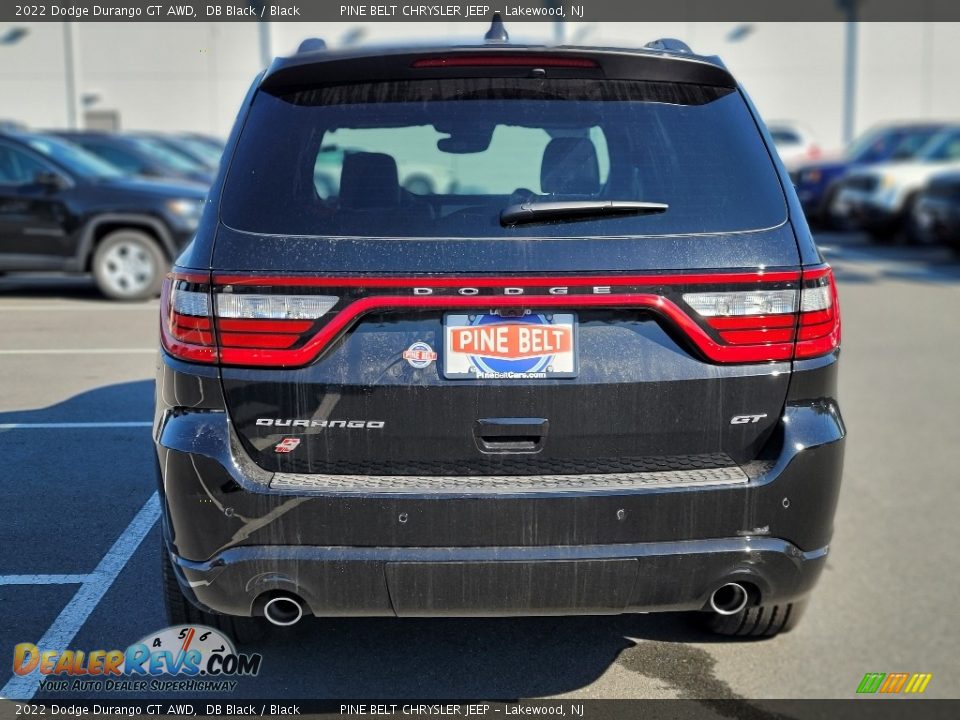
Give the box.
[730,414,768,424]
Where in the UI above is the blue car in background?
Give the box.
[791,122,946,228]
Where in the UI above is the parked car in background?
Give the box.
[172,134,224,167]
[791,122,947,228]
[0,130,206,299]
[181,133,226,155]
[833,125,960,242]
[767,121,820,170]
[52,131,215,185]
[912,170,960,252]
[0,119,28,132]
[135,132,222,172]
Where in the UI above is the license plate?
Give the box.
[442,313,579,380]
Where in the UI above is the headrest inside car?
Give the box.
[540,137,600,195]
[339,152,400,209]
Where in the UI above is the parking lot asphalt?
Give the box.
[1,233,958,703]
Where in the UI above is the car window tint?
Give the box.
[314,125,610,198]
[222,78,786,237]
[0,144,52,185]
[87,144,145,174]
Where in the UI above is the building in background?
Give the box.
[0,21,957,152]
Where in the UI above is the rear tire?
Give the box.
[92,229,166,301]
[702,599,808,638]
[901,194,925,245]
[821,186,856,232]
[161,544,265,645]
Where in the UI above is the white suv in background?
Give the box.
[834,126,960,242]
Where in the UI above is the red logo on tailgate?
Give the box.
[450,323,572,360]
[274,438,301,453]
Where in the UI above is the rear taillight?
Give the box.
[214,292,338,362]
[160,273,216,363]
[682,266,840,361]
[795,266,841,359]
[162,273,340,365]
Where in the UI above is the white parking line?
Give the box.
[0,422,152,429]
[0,575,91,585]
[0,349,155,355]
[0,492,161,701]
[0,305,157,311]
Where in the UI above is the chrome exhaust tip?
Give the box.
[709,582,749,616]
[263,595,304,626]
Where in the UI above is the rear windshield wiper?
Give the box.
[499,200,669,228]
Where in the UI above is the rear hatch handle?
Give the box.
[474,418,549,454]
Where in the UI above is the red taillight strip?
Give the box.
[411,55,599,69]
[174,316,211,330]
[213,270,802,288]
[217,294,796,367]
[171,271,210,284]
[794,266,841,359]
[172,326,213,345]
[216,319,314,333]
[719,328,795,345]
[707,314,795,331]
[159,276,217,364]
[800,266,833,282]
[219,333,299,349]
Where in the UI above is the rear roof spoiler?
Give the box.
[259,45,737,94]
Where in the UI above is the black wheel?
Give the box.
[901,194,925,245]
[92,229,166,300]
[702,599,808,638]
[161,544,265,644]
[821,186,857,232]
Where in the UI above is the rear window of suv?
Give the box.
[221,77,787,237]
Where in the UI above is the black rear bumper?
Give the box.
[168,537,827,618]
[155,354,844,618]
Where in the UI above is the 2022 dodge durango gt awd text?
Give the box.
[155,38,845,640]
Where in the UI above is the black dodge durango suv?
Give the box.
[156,38,844,639]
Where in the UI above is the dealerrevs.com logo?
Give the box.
[13,625,262,693]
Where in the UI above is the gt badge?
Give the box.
[274,437,301,453]
[403,341,437,368]
[730,414,768,424]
